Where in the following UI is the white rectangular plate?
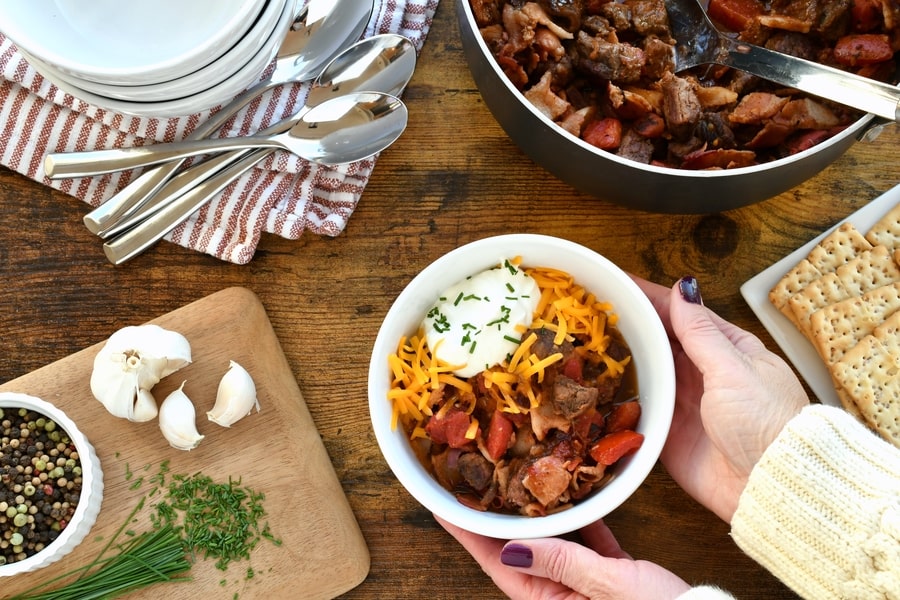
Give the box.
[740,183,900,407]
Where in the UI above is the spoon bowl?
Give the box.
[664,0,900,122]
[44,92,407,176]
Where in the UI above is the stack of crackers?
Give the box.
[769,205,900,449]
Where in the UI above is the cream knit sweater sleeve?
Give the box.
[730,404,900,599]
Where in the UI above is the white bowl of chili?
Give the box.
[368,234,675,539]
[0,392,104,576]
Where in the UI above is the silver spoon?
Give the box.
[79,0,374,234]
[101,93,407,265]
[44,92,407,175]
[664,0,900,122]
[97,33,417,240]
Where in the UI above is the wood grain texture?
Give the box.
[0,0,898,597]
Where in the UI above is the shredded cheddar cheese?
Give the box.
[387,262,630,440]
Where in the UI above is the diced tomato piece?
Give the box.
[681,148,757,170]
[605,401,641,433]
[426,410,475,448]
[485,411,514,461]
[583,118,623,150]
[562,355,584,383]
[707,0,764,32]
[589,430,645,466]
[833,34,893,66]
[633,112,666,138]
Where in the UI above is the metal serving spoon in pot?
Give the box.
[79,0,374,234]
[44,92,407,175]
[664,0,900,123]
[97,33,417,240]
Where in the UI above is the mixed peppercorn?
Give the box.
[0,406,82,566]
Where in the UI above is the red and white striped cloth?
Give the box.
[0,0,438,264]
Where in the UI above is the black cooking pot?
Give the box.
[456,0,891,214]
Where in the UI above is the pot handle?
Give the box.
[856,117,894,143]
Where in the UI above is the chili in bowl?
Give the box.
[368,234,675,539]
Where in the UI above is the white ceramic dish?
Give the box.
[43,0,285,103]
[0,392,104,576]
[368,234,676,539]
[0,0,265,86]
[19,0,292,118]
[741,183,900,407]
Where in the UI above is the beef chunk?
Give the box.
[551,375,600,418]
[617,127,655,163]
[458,452,495,492]
[661,72,701,139]
[573,30,645,83]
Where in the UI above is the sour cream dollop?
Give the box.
[422,261,541,377]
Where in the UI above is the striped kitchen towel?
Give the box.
[0,0,437,264]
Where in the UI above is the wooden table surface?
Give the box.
[2,2,899,598]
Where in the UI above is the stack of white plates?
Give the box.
[1,0,294,117]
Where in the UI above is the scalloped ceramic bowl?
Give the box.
[0,392,104,576]
[368,234,676,539]
[16,0,292,118]
[0,0,265,85]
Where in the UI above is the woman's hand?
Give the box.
[433,275,809,600]
[435,516,692,600]
[634,276,809,523]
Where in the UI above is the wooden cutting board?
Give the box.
[2,287,370,599]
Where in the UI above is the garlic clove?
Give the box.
[132,388,159,422]
[158,383,204,451]
[207,361,259,427]
[90,324,192,422]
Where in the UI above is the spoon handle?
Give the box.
[102,150,269,265]
[77,77,279,234]
[720,37,900,123]
[44,136,285,179]
[96,109,302,238]
[96,150,258,239]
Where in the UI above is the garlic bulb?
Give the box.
[90,324,192,422]
[158,383,204,451]
[207,361,259,427]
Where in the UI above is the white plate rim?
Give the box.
[28,0,286,102]
[0,0,266,85]
[19,0,292,118]
[740,183,900,407]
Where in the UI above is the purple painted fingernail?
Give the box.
[678,276,703,305]
[500,543,533,568]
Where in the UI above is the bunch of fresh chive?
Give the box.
[9,524,190,600]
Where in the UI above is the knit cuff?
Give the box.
[675,585,736,600]
[731,404,900,599]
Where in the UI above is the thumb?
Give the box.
[501,537,631,599]
[500,537,691,600]
[669,277,767,374]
